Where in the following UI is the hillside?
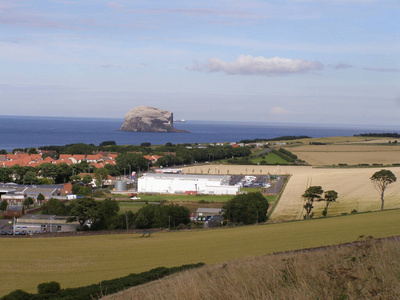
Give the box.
[104,236,400,300]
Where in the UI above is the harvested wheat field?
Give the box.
[287,144,400,166]
[183,165,400,222]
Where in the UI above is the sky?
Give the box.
[1,0,399,126]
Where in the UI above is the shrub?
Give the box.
[1,289,32,300]
[37,281,61,295]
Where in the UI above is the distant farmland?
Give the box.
[289,144,400,166]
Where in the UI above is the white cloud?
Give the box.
[191,55,323,76]
[270,106,297,115]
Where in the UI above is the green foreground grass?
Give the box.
[1,209,400,296]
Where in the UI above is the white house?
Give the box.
[138,173,240,195]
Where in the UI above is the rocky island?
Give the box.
[120,106,188,133]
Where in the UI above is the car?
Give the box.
[14,231,20,235]
[7,230,13,235]
[1,230,7,235]
[21,230,27,235]
[130,196,141,200]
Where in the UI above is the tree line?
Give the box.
[41,198,192,230]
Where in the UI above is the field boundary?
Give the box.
[267,175,291,219]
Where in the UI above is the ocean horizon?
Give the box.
[0,115,398,151]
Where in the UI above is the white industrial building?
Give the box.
[138,173,240,195]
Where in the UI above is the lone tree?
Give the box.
[302,186,324,219]
[370,169,397,210]
[321,190,338,217]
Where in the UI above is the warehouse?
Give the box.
[16,214,80,233]
[138,173,240,195]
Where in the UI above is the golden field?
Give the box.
[183,165,400,222]
[288,144,400,166]
[1,210,400,297]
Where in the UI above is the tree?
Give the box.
[302,186,323,219]
[24,197,34,208]
[0,200,8,211]
[132,204,191,229]
[94,168,108,188]
[37,193,45,203]
[72,183,92,196]
[223,192,269,225]
[42,198,69,215]
[70,175,82,184]
[82,175,93,185]
[91,198,120,230]
[28,147,38,154]
[321,190,338,217]
[69,198,99,228]
[116,153,148,174]
[0,168,11,183]
[370,169,397,210]
[23,171,38,185]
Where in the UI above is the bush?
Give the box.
[176,223,187,230]
[37,281,61,295]
[198,199,210,204]
[1,290,32,300]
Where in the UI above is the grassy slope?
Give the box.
[106,237,400,300]
[1,209,400,296]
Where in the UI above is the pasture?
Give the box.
[1,209,400,296]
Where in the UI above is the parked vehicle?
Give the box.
[21,230,27,235]
[7,230,13,235]
[1,230,7,235]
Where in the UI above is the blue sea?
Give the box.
[0,115,398,151]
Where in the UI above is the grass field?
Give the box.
[250,152,290,165]
[1,209,400,296]
[118,202,145,214]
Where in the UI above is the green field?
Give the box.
[250,152,290,165]
[118,202,146,213]
[1,209,400,296]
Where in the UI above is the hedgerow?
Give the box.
[1,263,204,300]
